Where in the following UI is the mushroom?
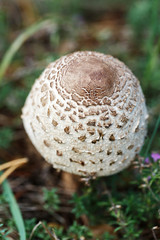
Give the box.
[22,51,148,177]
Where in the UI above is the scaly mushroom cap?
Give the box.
[22,51,148,177]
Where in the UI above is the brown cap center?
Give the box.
[61,56,117,101]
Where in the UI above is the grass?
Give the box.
[1,179,26,240]
[144,116,160,158]
[0,19,55,84]
[0,0,160,239]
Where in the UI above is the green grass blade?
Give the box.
[144,115,160,158]
[0,19,53,84]
[2,178,26,240]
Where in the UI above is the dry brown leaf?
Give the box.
[90,223,116,239]
[15,0,38,26]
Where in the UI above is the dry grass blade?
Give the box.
[0,158,28,184]
[0,158,28,171]
[0,165,18,185]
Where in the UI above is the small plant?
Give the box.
[25,219,53,240]
[53,221,93,239]
[102,232,115,240]
[71,192,89,218]
[109,204,142,240]
[0,224,10,240]
[43,188,60,213]
[138,152,160,203]
[68,221,93,239]
[71,185,110,225]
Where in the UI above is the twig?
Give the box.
[29,221,60,240]
[29,221,42,240]
[152,226,159,240]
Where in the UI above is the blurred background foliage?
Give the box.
[0,0,160,239]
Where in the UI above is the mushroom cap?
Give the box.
[22,51,148,177]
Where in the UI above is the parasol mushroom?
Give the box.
[22,51,148,177]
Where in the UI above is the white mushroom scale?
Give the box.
[22,51,148,177]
